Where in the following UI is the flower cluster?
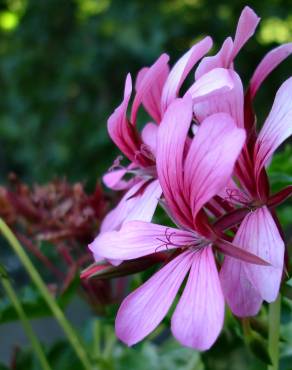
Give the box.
[88,7,292,350]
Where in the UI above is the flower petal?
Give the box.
[131,54,170,124]
[103,168,134,191]
[220,257,262,317]
[157,95,194,228]
[231,6,260,60]
[108,74,140,161]
[195,37,234,79]
[171,247,224,350]
[254,77,292,181]
[240,206,284,302]
[249,43,292,99]
[100,179,162,233]
[135,62,169,123]
[161,36,212,112]
[184,112,246,220]
[187,68,234,103]
[115,251,194,346]
[90,221,197,261]
[193,70,244,127]
[141,122,158,155]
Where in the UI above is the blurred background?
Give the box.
[0,0,291,369]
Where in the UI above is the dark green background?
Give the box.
[0,0,291,188]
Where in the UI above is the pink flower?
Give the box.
[174,5,292,317]
[99,39,234,235]
[90,96,270,350]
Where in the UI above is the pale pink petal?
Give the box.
[161,37,212,112]
[195,37,234,79]
[187,68,234,103]
[157,96,194,228]
[141,122,158,155]
[100,179,161,233]
[103,169,132,191]
[123,179,162,223]
[239,206,284,302]
[131,54,170,124]
[231,6,260,60]
[184,112,246,220]
[193,70,244,128]
[115,251,193,346]
[249,43,292,99]
[254,77,292,181]
[108,74,140,161]
[90,221,197,261]
[171,247,224,350]
[220,257,262,317]
[100,180,146,233]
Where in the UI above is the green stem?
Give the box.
[0,218,92,370]
[268,294,281,370]
[0,270,52,370]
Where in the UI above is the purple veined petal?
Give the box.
[108,74,141,161]
[187,68,234,103]
[231,6,260,60]
[239,206,285,302]
[157,95,194,228]
[220,256,262,317]
[195,37,234,80]
[183,112,246,221]
[171,247,224,350]
[254,77,292,182]
[90,220,199,261]
[131,54,170,125]
[123,179,162,223]
[100,179,162,233]
[141,122,158,155]
[135,62,169,123]
[249,43,292,99]
[115,250,194,346]
[193,70,244,128]
[161,36,213,113]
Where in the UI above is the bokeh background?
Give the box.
[0,0,291,369]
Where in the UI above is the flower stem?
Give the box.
[0,218,92,370]
[0,268,52,370]
[268,294,281,370]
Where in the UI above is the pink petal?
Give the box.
[249,43,292,99]
[171,247,224,350]
[157,96,194,228]
[254,77,292,181]
[193,69,244,127]
[195,37,234,79]
[231,6,260,60]
[103,169,132,191]
[131,54,170,124]
[115,251,193,346]
[100,179,161,233]
[108,74,140,161]
[141,122,158,155]
[135,62,169,123]
[90,221,197,261]
[184,112,246,220]
[187,68,234,103]
[220,258,262,318]
[161,36,212,112]
[239,206,284,302]
[195,7,259,79]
